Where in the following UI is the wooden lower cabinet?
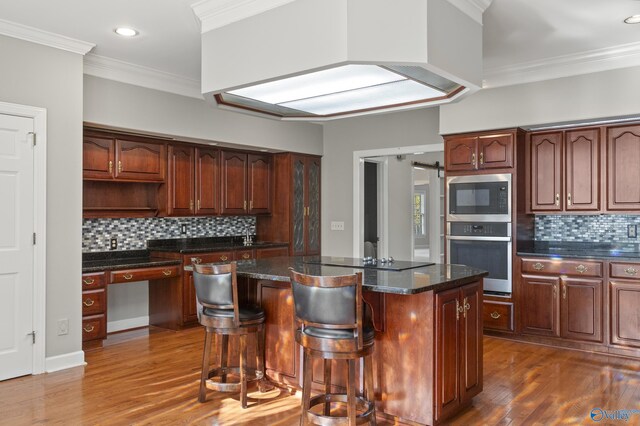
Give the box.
[82,272,107,346]
[561,277,603,342]
[521,275,560,337]
[610,279,640,349]
[483,299,514,332]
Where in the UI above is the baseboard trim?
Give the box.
[107,316,149,333]
[45,351,86,373]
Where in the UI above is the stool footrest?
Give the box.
[307,393,375,425]
[205,367,264,392]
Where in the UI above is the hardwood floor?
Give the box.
[1,328,639,425]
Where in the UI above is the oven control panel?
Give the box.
[448,222,511,238]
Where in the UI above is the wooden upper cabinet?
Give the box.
[221,151,248,214]
[167,144,195,216]
[607,125,640,211]
[115,139,166,181]
[565,129,600,211]
[195,147,220,215]
[247,154,272,214]
[529,132,563,212]
[445,136,477,171]
[83,135,115,179]
[306,157,321,255]
[445,133,514,171]
[477,134,513,169]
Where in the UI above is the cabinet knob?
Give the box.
[490,311,501,319]
[83,298,95,307]
[562,282,567,300]
[162,269,172,276]
[479,152,484,165]
[83,325,95,333]
[567,193,572,206]
[242,253,250,259]
[471,153,476,166]
[220,255,228,261]
[118,160,122,173]
[83,278,95,285]
[575,264,587,274]
[191,257,202,264]
[533,262,544,271]
[108,161,113,174]
[555,193,560,206]
[123,273,133,280]
[625,267,637,276]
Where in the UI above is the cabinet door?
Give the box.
[435,287,461,421]
[610,280,640,348]
[247,154,272,214]
[529,132,563,212]
[565,129,600,211]
[83,136,114,179]
[607,125,640,210]
[477,134,513,169]
[195,147,220,215]
[167,145,195,216]
[291,156,306,256]
[306,157,321,255]
[183,272,198,324]
[521,275,560,337]
[115,139,166,181]
[560,277,602,342]
[460,282,483,404]
[445,136,477,171]
[221,151,248,214]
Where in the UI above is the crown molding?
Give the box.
[445,0,493,24]
[0,18,94,55]
[483,40,640,88]
[191,0,297,33]
[83,54,203,99]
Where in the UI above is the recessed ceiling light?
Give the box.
[114,27,138,37]
[624,15,640,24]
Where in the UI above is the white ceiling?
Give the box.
[1,0,639,96]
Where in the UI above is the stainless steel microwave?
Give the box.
[446,174,511,222]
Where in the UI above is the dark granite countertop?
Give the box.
[188,256,488,295]
[146,237,289,254]
[82,250,182,273]
[517,241,640,261]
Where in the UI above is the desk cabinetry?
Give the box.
[81,272,107,345]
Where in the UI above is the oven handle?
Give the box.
[446,236,512,242]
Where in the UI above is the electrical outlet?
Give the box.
[628,224,637,239]
[330,221,345,231]
[57,319,69,336]
[181,224,187,234]
[110,237,118,250]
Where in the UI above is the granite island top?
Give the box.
[82,250,182,273]
[146,236,289,254]
[517,241,640,261]
[190,256,488,295]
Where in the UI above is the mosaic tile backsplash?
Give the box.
[83,216,256,252]
[535,215,640,242]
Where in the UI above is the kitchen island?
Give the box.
[229,256,487,425]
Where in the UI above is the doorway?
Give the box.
[363,159,383,258]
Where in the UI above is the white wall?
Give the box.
[0,35,83,358]
[322,107,442,257]
[440,66,640,134]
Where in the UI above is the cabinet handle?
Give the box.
[490,311,501,319]
[555,193,560,206]
[567,193,572,206]
[118,160,122,173]
[533,262,544,271]
[220,255,228,261]
[471,153,476,167]
[83,325,95,333]
[456,299,461,320]
[197,199,201,210]
[108,161,113,174]
[562,282,567,300]
[244,200,247,210]
[162,269,172,276]
[463,298,471,319]
[553,284,557,298]
[575,264,588,274]
[242,253,250,259]
[83,278,95,285]
[250,200,253,210]
[83,298,95,307]
[625,267,637,276]
[191,257,202,264]
[479,152,484,165]
[123,273,133,280]
[190,200,194,211]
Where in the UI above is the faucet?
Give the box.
[244,228,253,246]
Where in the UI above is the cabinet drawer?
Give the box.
[82,289,106,316]
[483,301,514,332]
[187,251,234,265]
[256,246,289,259]
[610,262,640,280]
[235,249,255,261]
[521,258,602,277]
[110,265,181,283]
[82,272,106,290]
[82,314,106,342]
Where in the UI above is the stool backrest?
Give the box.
[193,261,239,326]
[289,269,364,348]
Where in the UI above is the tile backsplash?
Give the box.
[535,215,640,242]
[83,216,256,252]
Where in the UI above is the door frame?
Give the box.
[352,143,443,258]
[0,101,47,375]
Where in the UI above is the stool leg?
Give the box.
[198,328,213,403]
[239,334,248,408]
[220,334,229,383]
[256,326,265,380]
[347,359,356,425]
[323,359,332,416]
[364,355,376,425]
[301,351,312,426]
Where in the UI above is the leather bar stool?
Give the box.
[290,269,376,426]
[193,261,265,408]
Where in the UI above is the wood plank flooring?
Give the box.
[1,327,639,425]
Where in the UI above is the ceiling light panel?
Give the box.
[114,27,138,37]
[624,15,640,24]
[228,65,406,105]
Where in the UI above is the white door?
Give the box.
[0,113,34,381]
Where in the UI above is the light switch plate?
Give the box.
[628,224,637,239]
[331,221,345,231]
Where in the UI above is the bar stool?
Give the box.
[290,269,376,426]
[193,261,265,408]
